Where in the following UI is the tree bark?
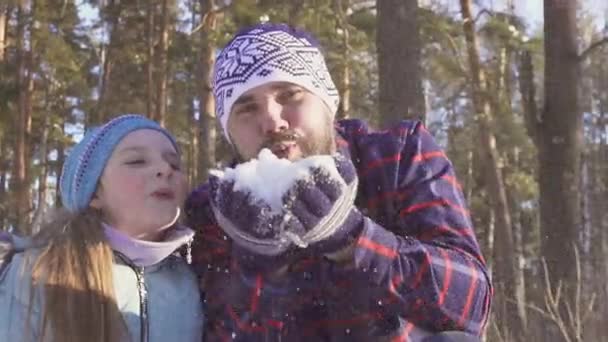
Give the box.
[146,0,157,119]
[597,47,608,340]
[459,0,526,338]
[508,149,528,336]
[189,93,199,184]
[0,138,6,229]
[95,0,121,126]
[335,0,351,119]
[287,0,304,27]
[518,51,539,145]
[585,35,607,341]
[540,2,582,339]
[197,0,217,182]
[602,220,608,338]
[155,0,171,126]
[185,0,198,185]
[0,4,7,62]
[32,110,51,235]
[55,122,66,207]
[465,150,473,205]
[377,0,425,125]
[494,27,529,338]
[12,1,35,234]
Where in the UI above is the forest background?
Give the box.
[0,0,607,341]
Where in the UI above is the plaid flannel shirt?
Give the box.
[185,119,492,341]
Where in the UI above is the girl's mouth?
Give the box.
[152,188,175,200]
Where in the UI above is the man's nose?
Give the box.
[260,99,288,134]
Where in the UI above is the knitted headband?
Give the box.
[59,114,178,213]
[213,23,340,142]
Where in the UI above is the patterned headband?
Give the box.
[213,23,340,142]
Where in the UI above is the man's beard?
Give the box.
[235,122,336,162]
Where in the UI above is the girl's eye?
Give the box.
[171,163,182,171]
[125,159,145,165]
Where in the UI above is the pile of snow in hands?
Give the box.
[210,149,342,213]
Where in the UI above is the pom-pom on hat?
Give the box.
[213,23,340,142]
[59,114,178,213]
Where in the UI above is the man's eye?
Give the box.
[235,104,257,116]
[279,89,303,102]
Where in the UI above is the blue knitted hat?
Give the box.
[59,114,178,213]
[213,23,339,142]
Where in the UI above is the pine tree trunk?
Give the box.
[601,222,608,338]
[97,41,112,124]
[340,62,351,119]
[598,58,608,340]
[507,147,528,337]
[541,2,582,339]
[335,0,350,119]
[13,1,35,234]
[55,122,66,207]
[96,0,121,126]
[485,207,495,279]
[377,0,425,125]
[482,208,495,341]
[146,0,156,119]
[587,47,608,340]
[197,0,217,182]
[32,110,51,234]
[518,51,539,145]
[155,0,170,126]
[0,138,6,229]
[0,5,9,226]
[287,0,303,27]
[187,0,198,185]
[581,145,599,342]
[494,36,528,338]
[0,4,7,62]
[189,95,199,184]
[459,0,526,339]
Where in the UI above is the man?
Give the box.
[185,23,491,341]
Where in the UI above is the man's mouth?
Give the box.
[270,142,297,159]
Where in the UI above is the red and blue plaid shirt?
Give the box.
[185,119,492,341]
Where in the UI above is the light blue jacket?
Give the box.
[0,249,204,342]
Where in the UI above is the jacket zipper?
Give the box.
[135,266,149,342]
[115,252,149,342]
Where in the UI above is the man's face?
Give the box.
[227,82,336,162]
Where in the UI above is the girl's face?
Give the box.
[90,129,187,241]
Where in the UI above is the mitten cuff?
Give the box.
[313,208,365,254]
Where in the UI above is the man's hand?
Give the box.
[208,153,364,270]
[280,154,364,256]
[209,175,306,273]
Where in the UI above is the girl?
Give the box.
[0,114,203,342]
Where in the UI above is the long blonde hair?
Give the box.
[25,208,128,342]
